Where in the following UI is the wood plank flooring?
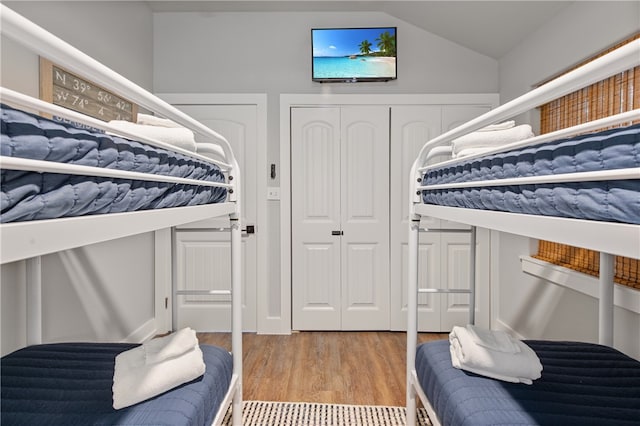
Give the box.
[197,331,447,406]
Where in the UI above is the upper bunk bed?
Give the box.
[409,39,639,261]
[0,5,243,426]
[406,39,640,426]
[0,4,241,265]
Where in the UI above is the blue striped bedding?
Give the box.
[1,342,233,426]
[1,104,228,223]
[415,339,640,426]
[421,124,640,224]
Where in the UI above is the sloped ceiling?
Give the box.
[145,1,572,59]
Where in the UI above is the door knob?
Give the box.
[331,230,343,236]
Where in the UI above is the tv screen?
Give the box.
[312,27,397,83]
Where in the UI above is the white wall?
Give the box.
[494,1,640,359]
[1,1,155,355]
[152,11,499,330]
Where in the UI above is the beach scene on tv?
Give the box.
[312,27,397,80]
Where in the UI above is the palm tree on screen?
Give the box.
[376,31,396,56]
[359,40,372,55]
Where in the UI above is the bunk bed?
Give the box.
[406,39,640,426]
[0,5,242,426]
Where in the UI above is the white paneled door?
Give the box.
[389,105,492,332]
[291,106,390,330]
[173,105,257,331]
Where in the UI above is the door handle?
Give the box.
[241,225,255,237]
[331,230,343,236]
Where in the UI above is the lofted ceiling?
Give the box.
[145,1,573,59]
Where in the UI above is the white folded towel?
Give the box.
[112,343,205,409]
[425,145,453,162]
[196,143,226,162]
[449,325,542,384]
[476,120,515,132]
[137,113,182,128]
[144,327,198,365]
[452,124,534,155]
[454,147,495,159]
[466,324,520,354]
[108,120,197,152]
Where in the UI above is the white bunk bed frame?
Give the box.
[406,39,640,426]
[0,5,243,426]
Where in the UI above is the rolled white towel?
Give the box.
[137,113,182,128]
[449,325,542,384]
[108,120,197,152]
[452,124,534,155]
[112,344,205,409]
[144,327,198,365]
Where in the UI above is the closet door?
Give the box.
[439,105,492,331]
[389,105,442,331]
[291,107,342,330]
[340,107,390,330]
[390,104,492,332]
[291,106,390,330]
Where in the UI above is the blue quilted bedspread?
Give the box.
[1,342,233,426]
[1,104,227,223]
[415,339,640,426]
[421,124,640,224]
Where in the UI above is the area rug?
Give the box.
[222,400,431,425]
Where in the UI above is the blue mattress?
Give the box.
[421,124,640,224]
[415,339,640,426]
[1,104,228,223]
[1,342,233,426]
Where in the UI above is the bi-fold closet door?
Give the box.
[291,106,390,330]
[389,105,491,332]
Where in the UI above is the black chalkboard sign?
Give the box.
[39,57,137,122]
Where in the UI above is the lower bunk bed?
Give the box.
[1,342,234,426]
[413,339,640,426]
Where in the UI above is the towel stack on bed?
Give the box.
[109,113,198,152]
[112,327,205,409]
[449,324,542,384]
[452,121,534,158]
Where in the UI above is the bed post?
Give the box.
[598,252,614,346]
[26,256,42,345]
[407,217,420,426]
[229,216,243,425]
[468,226,477,325]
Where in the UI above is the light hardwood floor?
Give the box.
[198,331,447,407]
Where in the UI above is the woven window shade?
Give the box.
[534,33,640,291]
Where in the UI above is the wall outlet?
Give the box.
[267,187,280,200]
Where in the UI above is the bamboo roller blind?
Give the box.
[534,33,640,291]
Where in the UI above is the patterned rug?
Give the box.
[222,400,431,425]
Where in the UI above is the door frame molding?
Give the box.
[280,94,499,334]
[154,93,269,332]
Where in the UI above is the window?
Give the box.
[534,33,639,291]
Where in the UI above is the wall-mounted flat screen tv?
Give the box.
[312,27,397,83]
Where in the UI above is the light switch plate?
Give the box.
[267,187,280,200]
